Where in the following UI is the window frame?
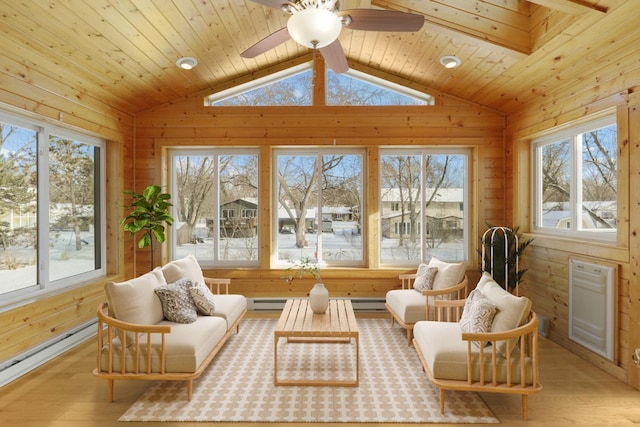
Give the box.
[532,113,618,243]
[169,147,260,268]
[0,110,107,305]
[378,148,470,267]
[273,147,366,269]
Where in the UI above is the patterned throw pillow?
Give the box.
[189,282,216,315]
[460,289,498,334]
[154,278,198,324]
[413,265,439,292]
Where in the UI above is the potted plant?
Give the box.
[480,225,533,293]
[283,256,328,313]
[121,184,174,271]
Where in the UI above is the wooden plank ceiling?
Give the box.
[0,0,630,115]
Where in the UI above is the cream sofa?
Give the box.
[413,272,542,420]
[93,255,246,401]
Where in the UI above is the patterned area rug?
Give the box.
[120,318,498,423]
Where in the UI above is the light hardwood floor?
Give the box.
[0,314,639,426]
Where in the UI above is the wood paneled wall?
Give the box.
[0,83,133,365]
[133,93,506,298]
[506,64,640,388]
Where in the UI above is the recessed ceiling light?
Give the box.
[440,55,461,69]
[176,56,198,70]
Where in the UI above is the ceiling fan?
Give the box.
[241,0,424,74]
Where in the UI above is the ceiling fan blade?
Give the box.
[320,40,349,74]
[241,27,291,58]
[248,0,286,10]
[337,9,424,32]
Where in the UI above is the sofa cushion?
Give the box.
[413,264,439,292]
[100,315,228,373]
[189,282,217,315]
[459,289,498,334]
[414,320,533,384]
[475,272,532,356]
[386,289,426,324]
[211,294,247,330]
[161,254,205,285]
[104,268,165,326]
[428,257,466,291]
[155,278,199,324]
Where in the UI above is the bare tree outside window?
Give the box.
[48,136,98,282]
[0,123,37,293]
[537,120,617,235]
[173,152,259,265]
[380,151,466,263]
[276,151,364,264]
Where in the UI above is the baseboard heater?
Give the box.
[247,297,387,312]
[569,258,616,361]
[0,318,97,388]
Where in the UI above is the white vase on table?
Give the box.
[309,283,329,314]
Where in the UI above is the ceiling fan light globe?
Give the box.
[287,8,342,49]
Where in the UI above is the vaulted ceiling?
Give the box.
[0,0,631,115]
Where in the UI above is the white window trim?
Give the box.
[0,109,106,306]
[272,148,366,269]
[532,114,617,243]
[170,148,260,268]
[378,148,470,267]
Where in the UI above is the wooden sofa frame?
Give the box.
[386,274,468,345]
[93,277,246,402]
[413,298,542,420]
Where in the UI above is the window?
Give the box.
[533,114,617,242]
[171,149,259,267]
[275,149,364,266]
[379,150,469,265]
[0,111,105,301]
[204,62,433,107]
[327,69,433,106]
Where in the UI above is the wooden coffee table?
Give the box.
[274,299,359,386]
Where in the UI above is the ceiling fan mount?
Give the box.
[242,0,424,74]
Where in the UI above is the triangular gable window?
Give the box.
[326,69,433,106]
[205,63,312,106]
[205,63,433,107]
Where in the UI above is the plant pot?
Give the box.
[309,283,329,314]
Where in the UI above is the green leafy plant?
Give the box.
[282,256,322,284]
[121,185,174,271]
[479,225,533,292]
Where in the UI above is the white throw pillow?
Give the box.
[189,282,217,315]
[475,273,532,356]
[104,268,166,345]
[460,289,498,334]
[428,256,466,290]
[413,264,438,292]
[161,254,205,285]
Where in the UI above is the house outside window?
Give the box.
[275,149,364,266]
[0,111,105,301]
[532,114,617,242]
[380,149,469,265]
[171,149,259,267]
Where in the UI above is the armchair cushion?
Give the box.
[386,289,427,325]
[459,289,498,334]
[413,320,534,384]
[475,272,532,356]
[428,257,466,290]
[413,264,439,291]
